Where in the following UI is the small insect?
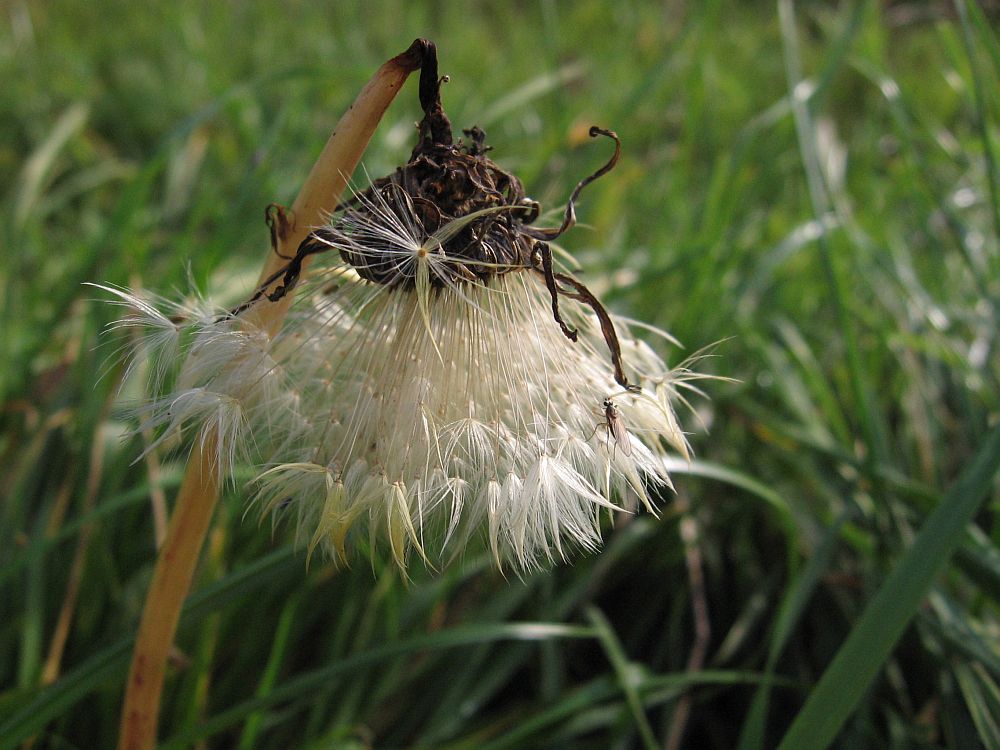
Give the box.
[595,397,631,458]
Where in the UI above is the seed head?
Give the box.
[101,47,710,572]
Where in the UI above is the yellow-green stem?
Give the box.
[119,437,219,750]
[117,40,428,750]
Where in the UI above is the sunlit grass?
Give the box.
[2,2,998,748]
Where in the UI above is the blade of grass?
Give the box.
[776,422,1000,750]
[737,508,852,750]
[778,0,891,478]
[663,456,795,531]
[0,547,299,750]
[463,670,795,750]
[0,477,183,589]
[12,102,89,228]
[159,622,598,749]
[586,606,659,750]
[237,593,301,750]
[954,0,1000,276]
[963,0,1000,74]
[925,591,1000,677]
[953,525,1000,602]
[953,660,1000,748]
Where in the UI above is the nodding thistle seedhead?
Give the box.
[102,42,710,572]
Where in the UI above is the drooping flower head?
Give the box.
[104,48,704,572]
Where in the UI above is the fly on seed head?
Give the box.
[588,396,632,458]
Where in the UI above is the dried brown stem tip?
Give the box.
[245,44,637,389]
[414,40,454,152]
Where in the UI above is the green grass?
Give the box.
[2,1,999,748]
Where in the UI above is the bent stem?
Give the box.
[117,40,431,750]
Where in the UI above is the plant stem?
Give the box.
[117,39,430,750]
[118,435,219,750]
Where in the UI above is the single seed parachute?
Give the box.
[101,42,706,571]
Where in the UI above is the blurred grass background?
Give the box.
[2,1,1000,748]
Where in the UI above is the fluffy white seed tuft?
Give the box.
[99,202,708,571]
